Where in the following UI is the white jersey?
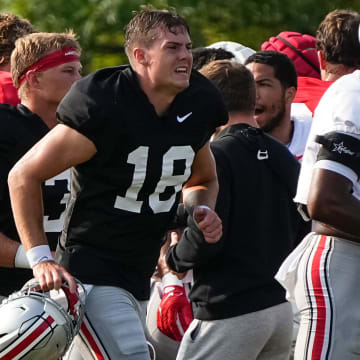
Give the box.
[295,70,360,205]
[291,102,312,119]
[288,115,312,162]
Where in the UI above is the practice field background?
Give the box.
[1,0,358,74]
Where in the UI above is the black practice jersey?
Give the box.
[56,65,227,299]
[0,104,71,295]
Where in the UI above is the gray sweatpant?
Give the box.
[65,285,150,360]
[177,302,293,360]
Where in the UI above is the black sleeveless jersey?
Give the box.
[56,65,228,299]
[0,104,71,295]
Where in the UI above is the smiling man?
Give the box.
[8,6,227,360]
[245,51,311,162]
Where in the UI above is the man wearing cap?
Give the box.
[0,31,82,301]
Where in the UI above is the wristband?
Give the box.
[14,244,31,269]
[26,245,54,268]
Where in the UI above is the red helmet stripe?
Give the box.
[0,315,55,360]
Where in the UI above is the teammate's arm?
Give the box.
[8,124,97,292]
[0,232,22,267]
[308,168,360,237]
[182,141,222,243]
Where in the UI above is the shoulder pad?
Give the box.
[315,131,360,177]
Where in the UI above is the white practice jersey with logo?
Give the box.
[295,70,360,205]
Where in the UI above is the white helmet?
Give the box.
[207,41,255,64]
[0,278,86,360]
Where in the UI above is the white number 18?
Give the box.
[114,145,195,214]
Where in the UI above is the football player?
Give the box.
[0,32,82,301]
[245,51,311,162]
[8,5,227,360]
[292,10,360,118]
[276,13,360,359]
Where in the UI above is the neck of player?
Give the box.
[22,97,59,130]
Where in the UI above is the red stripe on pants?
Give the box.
[80,321,106,360]
[311,235,328,360]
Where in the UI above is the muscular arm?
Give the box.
[182,142,218,212]
[182,142,222,243]
[308,168,360,237]
[8,124,97,291]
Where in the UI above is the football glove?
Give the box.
[157,284,193,341]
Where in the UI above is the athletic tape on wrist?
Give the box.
[14,244,31,269]
[26,245,54,268]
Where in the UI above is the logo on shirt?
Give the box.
[65,51,78,56]
[332,142,355,156]
[177,112,192,123]
[257,150,269,160]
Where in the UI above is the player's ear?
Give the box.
[26,71,41,89]
[285,86,296,105]
[133,48,148,66]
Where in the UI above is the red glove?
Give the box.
[157,284,193,341]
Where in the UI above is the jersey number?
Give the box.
[114,146,195,214]
[43,169,71,232]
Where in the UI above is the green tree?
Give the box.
[1,0,359,73]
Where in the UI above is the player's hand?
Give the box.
[33,261,77,293]
[193,206,222,243]
[169,229,183,247]
[157,236,172,279]
[157,232,186,280]
[157,284,193,341]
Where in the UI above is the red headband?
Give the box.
[18,47,80,87]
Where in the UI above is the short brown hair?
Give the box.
[0,13,34,66]
[200,60,256,114]
[11,31,81,99]
[316,9,360,67]
[124,5,190,59]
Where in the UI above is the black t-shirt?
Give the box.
[167,124,306,320]
[56,65,227,300]
[0,104,70,295]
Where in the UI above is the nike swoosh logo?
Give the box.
[177,112,192,123]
